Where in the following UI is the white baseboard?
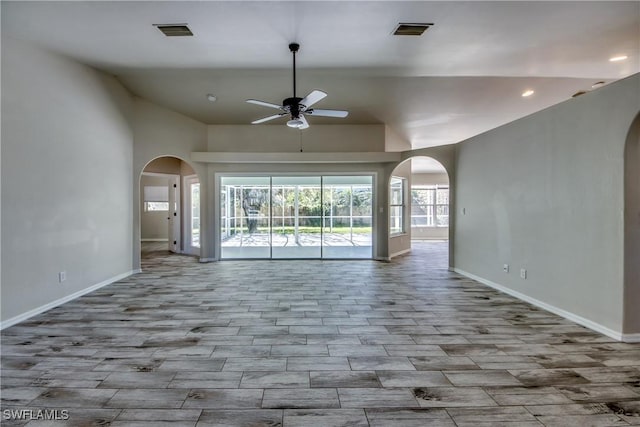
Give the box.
[141,239,168,242]
[389,248,411,259]
[0,269,139,330]
[621,333,640,343]
[453,268,628,342]
[199,258,216,263]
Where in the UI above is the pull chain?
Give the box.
[299,129,303,152]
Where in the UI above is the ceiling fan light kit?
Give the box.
[287,119,304,128]
[246,43,349,129]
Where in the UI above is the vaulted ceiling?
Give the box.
[3,1,638,151]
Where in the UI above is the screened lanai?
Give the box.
[220,175,373,259]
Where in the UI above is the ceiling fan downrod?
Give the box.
[289,43,299,99]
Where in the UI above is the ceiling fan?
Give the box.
[246,43,348,129]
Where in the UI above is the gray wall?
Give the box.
[454,74,640,336]
[207,124,386,152]
[133,98,208,266]
[625,112,640,334]
[1,37,134,323]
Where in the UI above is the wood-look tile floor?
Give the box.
[2,242,640,426]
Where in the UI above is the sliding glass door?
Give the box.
[220,175,373,259]
[220,176,271,259]
[322,176,373,259]
[271,176,322,258]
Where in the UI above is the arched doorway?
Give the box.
[139,156,201,264]
[388,156,451,267]
[624,112,640,336]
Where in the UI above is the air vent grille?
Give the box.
[572,90,587,98]
[393,23,433,36]
[155,24,193,37]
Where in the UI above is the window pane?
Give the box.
[390,177,404,205]
[191,183,200,248]
[390,206,403,234]
[437,187,449,204]
[220,176,271,259]
[436,205,449,227]
[145,201,169,211]
[322,176,373,259]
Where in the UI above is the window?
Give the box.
[144,185,169,212]
[190,182,200,248]
[144,201,169,212]
[411,185,449,227]
[390,176,405,234]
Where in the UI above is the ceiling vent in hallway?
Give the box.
[154,24,193,37]
[393,23,433,36]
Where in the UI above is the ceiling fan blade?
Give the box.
[246,99,283,110]
[300,90,327,108]
[252,113,286,124]
[298,114,310,130]
[306,109,349,118]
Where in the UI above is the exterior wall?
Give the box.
[1,38,134,325]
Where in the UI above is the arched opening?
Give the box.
[139,156,201,265]
[624,112,640,336]
[388,156,450,268]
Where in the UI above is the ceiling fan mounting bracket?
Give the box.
[289,43,300,53]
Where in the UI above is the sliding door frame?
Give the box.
[215,172,377,260]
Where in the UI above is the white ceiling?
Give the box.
[3,1,638,149]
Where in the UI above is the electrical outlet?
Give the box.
[520,269,527,279]
[58,271,66,283]
[503,264,509,273]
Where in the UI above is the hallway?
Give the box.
[1,242,639,426]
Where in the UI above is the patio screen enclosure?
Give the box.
[220,175,373,259]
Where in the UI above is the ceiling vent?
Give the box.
[154,24,193,37]
[393,23,433,36]
[572,90,588,98]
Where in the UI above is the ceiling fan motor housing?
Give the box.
[283,97,303,117]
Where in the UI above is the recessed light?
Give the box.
[206,94,217,102]
[522,90,534,97]
[591,81,605,88]
[609,55,628,62]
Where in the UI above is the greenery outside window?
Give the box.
[390,176,405,234]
